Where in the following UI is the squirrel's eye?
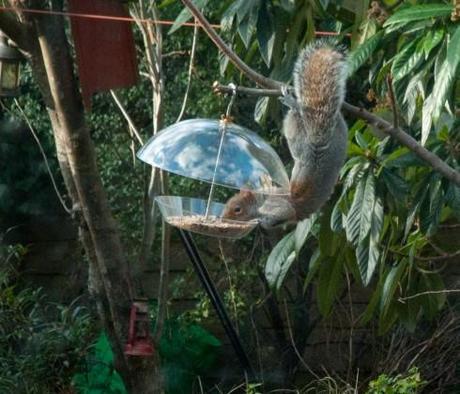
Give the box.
[234,206,242,214]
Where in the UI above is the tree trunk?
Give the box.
[0,5,163,393]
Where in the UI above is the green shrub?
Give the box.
[0,241,94,393]
[366,367,427,394]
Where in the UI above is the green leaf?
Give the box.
[330,198,344,232]
[169,0,210,34]
[265,232,296,290]
[359,172,376,243]
[303,248,322,290]
[254,96,269,124]
[422,26,460,144]
[317,255,343,316]
[418,273,446,320]
[422,28,444,59]
[391,39,420,82]
[221,0,241,31]
[380,260,407,317]
[383,4,453,27]
[295,214,317,254]
[257,2,275,66]
[381,168,408,202]
[346,175,366,245]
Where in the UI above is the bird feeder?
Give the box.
[0,33,23,98]
[137,118,290,239]
[124,301,154,357]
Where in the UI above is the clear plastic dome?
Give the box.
[137,119,289,195]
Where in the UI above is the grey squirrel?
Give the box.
[223,42,348,228]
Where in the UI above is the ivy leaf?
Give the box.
[422,26,460,144]
[383,4,453,27]
[265,232,296,290]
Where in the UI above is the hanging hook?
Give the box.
[224,83,237,120]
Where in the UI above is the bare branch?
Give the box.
[215,82,460,186]
[342,102,460,187]
[399,289,460,303]
[176,18,198,122]
[110,90,144,145]
[213,82,283,97]
[0,5,31,51]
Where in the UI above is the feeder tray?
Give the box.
[137,119,289,238]
[156,196,257,239]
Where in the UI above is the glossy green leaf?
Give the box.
[265,231,296,290]
[221,0,241,31]
[257,2,275,66]
[238,8,257,48]
[418,273,446,320]
[359,172,376,243]
[295,214,317,254]
[346,175,366,245]
[254,96,269,124]
[422,26,460,144]
[391,39,420,82]
[422,28,444,59]
[380,260,407,317]
[383,4,453,26]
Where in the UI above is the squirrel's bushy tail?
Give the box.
[294,41,347,124]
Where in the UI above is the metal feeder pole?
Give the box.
[178,229,255,380]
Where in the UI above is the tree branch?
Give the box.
[342,102,460,187]
[0,2,34,51]
[182,1,460,187]
[181,0,283,90]
[398,289,460,303]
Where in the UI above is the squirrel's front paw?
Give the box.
[279,85,298,110]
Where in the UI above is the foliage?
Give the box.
[366,367,426,394]
[215,0,460,335]
[0,245,94,393]
[0,114,60,220]
[73,316,221,394]
[72,333,127,394]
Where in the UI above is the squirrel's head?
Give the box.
[222,190,259,221]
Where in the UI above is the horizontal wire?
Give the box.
[0,5,222,28]
[0,6,346,36]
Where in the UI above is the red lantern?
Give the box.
[124,301,154,357]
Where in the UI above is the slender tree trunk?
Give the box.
[0,4,163,392]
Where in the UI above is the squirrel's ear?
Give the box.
[240,189,255,197]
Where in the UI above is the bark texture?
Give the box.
[0,3,163,393]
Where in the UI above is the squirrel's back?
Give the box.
[294,42,347,134]
[286,42,348,219]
